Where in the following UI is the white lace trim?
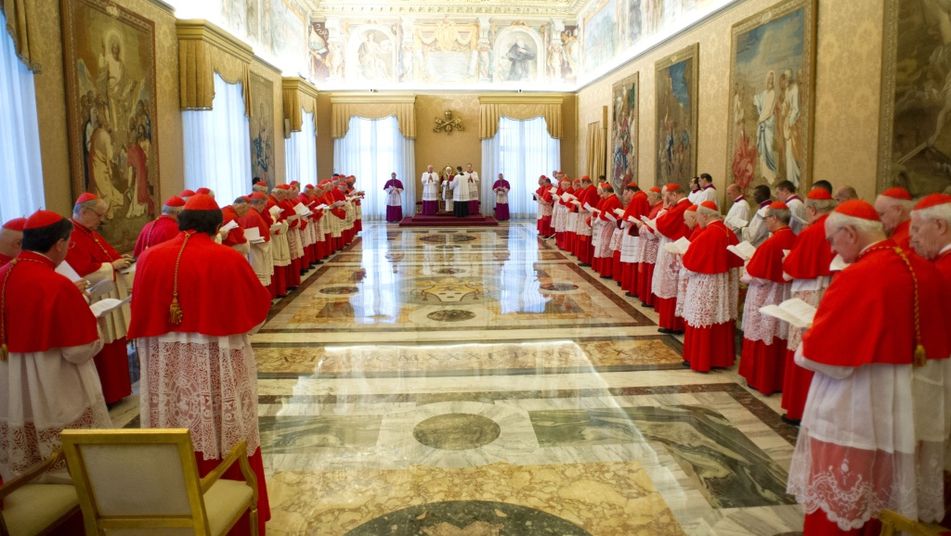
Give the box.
[651,239,682,299]
[638,233,658,264]
[741,278,791,344]
[137,334,260,459]
[620,232,641,262]
[682,269,738,327]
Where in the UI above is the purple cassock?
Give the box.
[384,178,404,222]
[492,178,510,221]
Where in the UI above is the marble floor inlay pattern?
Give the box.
[120,222,808,535]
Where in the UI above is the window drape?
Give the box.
[285,109,317,183]
[332,116,416,221]
[0,9,44,220]
[480,117,560,219]
[182,73,252,203]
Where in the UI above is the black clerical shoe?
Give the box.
[658,327,673,334]
[781,415,801,426]
[625,292,636,297]
[681,360,690,368]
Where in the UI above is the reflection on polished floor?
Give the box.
[116,222,804,535]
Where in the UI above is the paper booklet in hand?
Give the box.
[268,205,282,220]
[640,215,658,232]
[87,279,116,299]
[758,298,817,329]
[613,208,624,216]
[548,186,558,195]
[829,254,849,272]
[90,296,131,319]
[561,193,573,202]
[243,226,263,243]
[293,202,311,216]
[219,219,240,234]
[663,236,691,255]
[55,261,82,282]
[726,241,757,261]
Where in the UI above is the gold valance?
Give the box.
[330,95,416,139]
[282,77,319,133]
[1,0,37,71]
[479,95,565,140]
[176,20,253,115]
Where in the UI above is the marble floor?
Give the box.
[114,222,805,535]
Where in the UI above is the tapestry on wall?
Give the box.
[611,73,639,188]
[61,0,159,252]
[654,44,698,189]
[726,0,816,193]
[878,0,951,196]
[249,72,275,187]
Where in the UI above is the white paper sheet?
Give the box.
[219,220,239,234]
[829,254,849,272]
[90,296,130,319]
[54,261,82,282]
[759,298,817,329]
[243,226,262,242]
[726,241,757,261]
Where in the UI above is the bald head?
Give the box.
[0,227,23,258]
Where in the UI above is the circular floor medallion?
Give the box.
[345,500,592,536]
[413,413,501,450]
[318,286,359,295]
[435,268,461,275]
[426,309,476,322]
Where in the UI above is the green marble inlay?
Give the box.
[413,413,501,450]
[346,500,591,536]
[258,415,381,453]
[529,405,795,509]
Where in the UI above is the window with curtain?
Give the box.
[182,73,252,203]
[0,11,45,221]
[285,110,317,183]
[332,116,416,221]
[481,117,560,219]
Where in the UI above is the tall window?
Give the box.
[0,11,45,220]
[285,110,317,183]
[332,116,415,220]
[182,74,252,203]
[481,117,560,219]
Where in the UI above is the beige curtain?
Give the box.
[330,95,416,139]
[586,121,606,180]
[282,77,318,133]
[479,96,563,140]
[1,0,37,70]
[177,20,253,116]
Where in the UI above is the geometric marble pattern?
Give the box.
[244,223,807,534]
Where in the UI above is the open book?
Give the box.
[640,215,658,232]
[613,208,625,216]
[759,298,817,329]
[726,241,757,261]
[219,219,240,234]
[55,261,82,282]
[560,192,574,202]
[829,254,849,272]
[293,202,311,217]
[90,296,131,319]
[663,236,691,255]
[548,186,558,195]
[243,226,263,243]
[268,205,282,220]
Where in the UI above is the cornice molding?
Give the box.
[176,19,254,64]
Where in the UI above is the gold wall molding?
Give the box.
[330,94,417,139]
[176,19,253,115]
[478,94,565,140]
[282,77,319,133]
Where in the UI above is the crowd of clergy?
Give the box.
[0,175,364,534]
[534,171,951,534]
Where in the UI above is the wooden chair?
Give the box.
[879,510,950,536]
[61,428,258,536]
[0,450,79,536]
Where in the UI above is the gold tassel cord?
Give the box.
[893,246,927,368]
[169,233,193,326]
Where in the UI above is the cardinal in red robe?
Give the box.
[129,194,272,535]
[133,196,184,258]
[618,184,651,296]
[651,184,691,333]
[780,187,836,423]
[787,200,951,534]
[636,188,664,306]
[573,177,598,265]
[874,186,913,251]
[0,217,26,266]
[680,201,744,371]
[65,193,131,405]
[739,201,798,394]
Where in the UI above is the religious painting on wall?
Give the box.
[654,44,698,189]
[249,72,275,188]
[308,21,331,81]
[561,25,580,81]
[611,73,639,187]
[61,0,159,252]
[878,0,951,196]
[726,0,816,193]
[582,0,618,74]
[347,27,397,82]
[493,26,543,83]
[414,19,480,84]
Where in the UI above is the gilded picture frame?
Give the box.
[725,0,817,193]
[877,0,951,196]
[611,72,639,188]
[654,43,699,190]
[61,0,160,252]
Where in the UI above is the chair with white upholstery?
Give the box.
[60,428,257,536]
[0,450,79,536]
